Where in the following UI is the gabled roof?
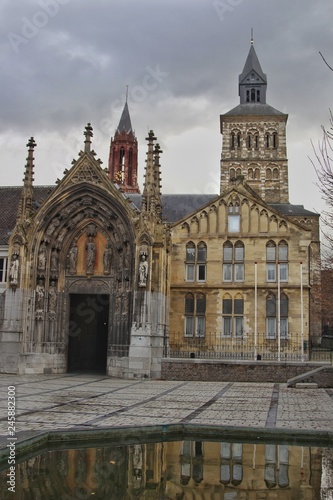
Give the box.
[0,187,319,245]
[117,102,133,134]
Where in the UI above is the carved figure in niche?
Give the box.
[56,226,67,244]
[103,240,112,275]
[138,254,148,287]
[86,237,96,274]
[46,218,60,237]
[50,248,58,273]
[35,280,45,312]
[48,281,58,318]
[68,212,84,229]
[68,243,78,274]
[37,242,47,271]
[9,254,19,285]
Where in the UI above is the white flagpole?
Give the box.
[300,262,304,362]
[277,262,281,361]
[254,261,257,360]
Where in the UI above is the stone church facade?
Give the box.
[0,43,321,377]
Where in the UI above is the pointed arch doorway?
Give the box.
[67,293,109,373]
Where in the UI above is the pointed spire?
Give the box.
[239,41,267,104]
[84,123,93,153]
[117,101,133,134]
[17,137,36,223]
[142,130,163,222]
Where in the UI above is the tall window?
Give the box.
[222,296,244,337]
[228,202,240,233]
[272,132,278,148]
[266,293,289,339]
[184,293,206,338]
[0,257,7,283]
[185,242,206,282]
[266,241,288,282]
[223,241,244,282]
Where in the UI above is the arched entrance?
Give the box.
[67,293,109,373]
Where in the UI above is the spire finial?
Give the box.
[126,85,129,103]
[84,123,93,153]
[251,28,254,45]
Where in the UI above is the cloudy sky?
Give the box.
[1,0,332,218]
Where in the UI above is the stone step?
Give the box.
[295,382,318,389]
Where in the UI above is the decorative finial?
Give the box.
[126,85,129,103]
[251,28,254,45]
[84,123,93,153]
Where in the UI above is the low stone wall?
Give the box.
[161,358,333,387]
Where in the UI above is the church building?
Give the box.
[0,42,321,377]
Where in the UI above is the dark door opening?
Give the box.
[67,294,109,373]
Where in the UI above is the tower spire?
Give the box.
[84,123,93,153]
[17,137,36,223]
[108,99,139,193]
[239,41,267,104]
[142,130,163,222]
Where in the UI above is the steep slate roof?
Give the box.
[0,187,318,245]
[239,44,267,83]
[117,102,133,134]
[0,186,53,245]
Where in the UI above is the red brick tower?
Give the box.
[108,100,140,193]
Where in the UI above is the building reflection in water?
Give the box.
[0,440,332,499]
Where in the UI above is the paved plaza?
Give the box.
[1,373,333,449]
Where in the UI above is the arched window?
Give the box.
[231,132,235,149]
[272,132,278,148]
[266,241,288,282]
[185,242,195,282]
[273,168,279,180]
[185,293,195,337]
[229,168,235,180]
[254,168,260,180]
[128,148,133,185]
[237,133,241,148]
[247,134,251,149]
[197,242,207,282]
[184,293,206,338]
[228,201,240,233]
[223,241,244,282]
[119,147,125,173]
[266,168,272,180]
[256,90,260,102]
[265,133,270,148]
[251,88,256,102]
[266,293,289,340]
[222,294,244,337]
[248,168,253,179]
[254,133,259,149]
[185,242,207,282]
[278,241,288,282]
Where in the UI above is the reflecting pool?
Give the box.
[1,439,333,499]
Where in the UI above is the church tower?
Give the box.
[108,100,140,193]
[220,39,289,203]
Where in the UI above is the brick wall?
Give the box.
[161,359,333,387]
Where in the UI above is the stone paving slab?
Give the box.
[1,374,333,449]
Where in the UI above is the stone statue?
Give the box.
[68,244,78,274]
[50,248,58,273]
[9,254,19,286]
[37,242,47,272]
[138,254,148,287]
[46,218,60,237]
[48,281,58,318]
[86,236,96,274]
[35,280,45,313]
[103,240,112,275]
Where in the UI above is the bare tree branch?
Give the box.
[319,51,333,72]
